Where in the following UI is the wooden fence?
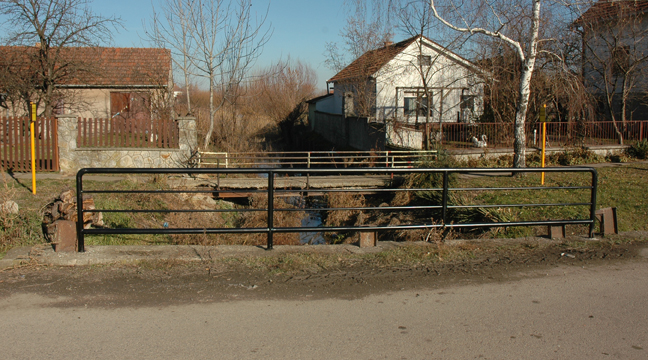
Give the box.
[0,116,59,172]
[77,117,179,148]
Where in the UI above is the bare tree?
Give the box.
[147,0,195,115]
[254,59,317,125]
[180,0,271,149]
[0,46,40,115]
[395,0,481,148]
[0,0,121,116]
[428,0,548,168]
[323,0,397,124]
[324,0,396,73]
[326,0,483,150]
[574,0,648,144]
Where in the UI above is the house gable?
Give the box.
[328,35,481,83]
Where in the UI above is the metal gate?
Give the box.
[0,116,59,172]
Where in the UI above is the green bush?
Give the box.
[628,139,648,159]
[554,147,603,166]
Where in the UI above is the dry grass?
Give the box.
[236,194,306,246]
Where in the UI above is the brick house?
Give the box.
[0,46,173,121]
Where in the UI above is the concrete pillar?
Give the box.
[56,114,78,175]
[176,116,197,153]
[173,116,198,167]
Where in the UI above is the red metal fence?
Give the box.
[0,116,59,172]
[77,117,179,148]
[430,120,648,149]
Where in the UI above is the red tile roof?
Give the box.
[328,36,418,82]
[575,0,648,25]
[0,46,171,87]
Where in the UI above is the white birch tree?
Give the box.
[429,0,543,168]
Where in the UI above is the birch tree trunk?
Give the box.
[430,0,543,168]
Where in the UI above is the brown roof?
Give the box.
[328,36,418,82]
[0,46,171,87]
[575,0,648,25]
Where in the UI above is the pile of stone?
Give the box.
[42,190,103,252]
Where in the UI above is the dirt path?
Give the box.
[1,244,647,359]
[1,240,645,308]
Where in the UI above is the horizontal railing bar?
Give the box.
[274,202,590,212]
[273,187,442,193]
[88,208,265,213]
[83,189,267,195]
[199,150,438,155]
[448,202,591,209]
[83,219,593,236]
[451,186,592,191]
[78,166,596,175]
[277,205,444,212]
[84,189,220,194]
[84,227,269,235]
[275,219,594,232]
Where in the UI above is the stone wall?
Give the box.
[57,115,197,174]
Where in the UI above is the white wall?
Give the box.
[373,38,484,124]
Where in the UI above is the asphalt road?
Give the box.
[2,258,647,359]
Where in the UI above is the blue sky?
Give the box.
[92,0,351,90]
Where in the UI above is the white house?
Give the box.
[310,35,485,149]
[322,35,484,124]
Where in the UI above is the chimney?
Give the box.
[384,41,393,47]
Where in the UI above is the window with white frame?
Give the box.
[404,95,432,117]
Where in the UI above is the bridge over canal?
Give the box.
[168,174,403,198]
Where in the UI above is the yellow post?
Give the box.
[30,102,37,194]
[540,104,547,185]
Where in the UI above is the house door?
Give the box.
[0,116,59,172]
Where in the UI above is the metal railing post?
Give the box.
[76,170,85,252]
[442,170,449,225]
[640,122,644,141]
[307,152,311,190]
[589,169,598,238]
[267,169,274,250]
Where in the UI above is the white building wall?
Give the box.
[373,39,484,124]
